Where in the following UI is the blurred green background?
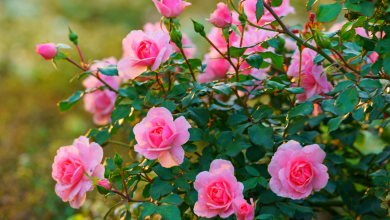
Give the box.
[0,0,342,219]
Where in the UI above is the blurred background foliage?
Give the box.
[0,0,368,219]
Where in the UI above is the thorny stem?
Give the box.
[120,169,129,197]
[155,71,167,99]
[179,47,197,82]
[76,44,86,68]
[66,57,85,71]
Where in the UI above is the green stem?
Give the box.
[178,47,197,82]
[108,140,131,148]
[155,71,167,99]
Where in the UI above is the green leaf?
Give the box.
[271,0,282,7]
[242,177,258,191]
[326,153,346,164]
[316,3,342,23]
[248,124,274,150]
[104,202,126,220]
[118,87,138,100]
[372,176,390,186]
[98,66,118,76]
[307,0,318,11]
[246,54,263,69]
[188,59,202,70]
[265,79,286,90]
[257,214,274,219]
[375,38,390,54]
[105,158,116,171]
[246,166,260,176]
[287,202,317,218]
[187,107,209,126]
[167,84,188,99]
[156,205,181,220]
[153,164,176,180]
[184,191,198,206]
[288,102,314,119]
[354,34,375,51]
[258,176,268,187]
[256,0,264,22]
[226,134,251,156]
[335,179,359,211]
[141,203,157,219]
[360,1,375,17]
[331,80,355,94]
[158,194,183,205]
[132,98,143,111]
[246,145,266,162]
[275,202,295,218]
[228,112,248,125]
[358,79,382,89]
[258,52,284,68]
[229,46,247,57]
[322,99,339,115]
[150,180,174,200]
[161,100,176,112]
[181,90,196,107]
[58,91,84,112]
[114,151,123,167]
[328,116,343,133]
[252,105,274,119]
[212,84,231,95]
[188,127,203,141]
[111,104,131,122]
[285,87,305,94]
[336,87,359,115]
[95,129,111,145]
[174,177,190,192]
[230,24,241,37]
[352,105,365,121]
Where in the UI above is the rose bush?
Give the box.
[38,0,390,219]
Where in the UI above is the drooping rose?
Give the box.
[198,50,230,83]
[52,136,104,209]
[118,30,173,79]
[97,179,111,190]
[83,58,119,125]
[207,3,232,28]
[143,22,196,58]
[36,43,57,60]
[242,0,295,26]
[233,198,256,220]
[152,0,191,18]
[133,107,191,168]
[268,140,329,200]
[194,159,244,218]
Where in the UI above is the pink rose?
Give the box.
[287,47,317,79]
[36,43,57,60]
[52,136,104,209]
[152,0,191,18]
[242,26,277,54]
[118,30,173,79]
[295,64,333,103]
[243,0,295,26]
[194,159,244,218]
[207,3,232,28]
[133,107,191,168]
[268,140,329,200]
[97,179,111,190]
[143,22,196,58]
[198,50,230,83]
[83,58,119,125]
[233,198,256,220]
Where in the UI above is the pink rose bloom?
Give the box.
[233,198,256,220]
[118,30,173,79]
[284,37,298,51]
[242,26,277,54]
[243,0,295,26]
[194,159,244,218]
[52,136,104,209]
[198,50,230,83]
[207,3,232,29]
[83,58,119,125]
[97,179,111,190]
[152,0,191,18]
[134,107,191,168]
[143,22,196,58]
[268,140,329,200]
[36,43,57,60]
[287,47,317,79]
[207,27,239,52]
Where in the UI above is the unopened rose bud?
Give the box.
[309,13,316,23]
[191,19,206,37]
[207,3,232,28]
[97,179,111,191]
[152,0,191,18]
[68,27,78,45]
[36,43,57,61]
[170,27,183,48]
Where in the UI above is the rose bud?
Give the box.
[97,179,111,191]
[207,3,232,29]
[36,43,57,60]
[152,0,191,18]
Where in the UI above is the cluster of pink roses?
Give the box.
[193,140,329,219]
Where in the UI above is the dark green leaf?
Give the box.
[228,112,248,125]
[288,102,314,119]
[167,84,188,99]
[156,205,181,220]
[111,105,131,122]
[150,180,174,200]
[188,127,203,141]
[375,38,390,54]
[187,107,209,127]
[322,99,339,115]
[285,87,305,94]
[58,91,84,112]
[226,134,251,156]
[258,52,284,68]
[174,177,190,192]
[256,0,264,22]
[307,0,318,11]
[336,87,359,115]
[242,177,258,191]
[141,203,157,219]
[118,87,138,100]
[212,84,231,95]
[246,145,266,162]
[358,79,382,89]
[326,153,346,164]
[246,54,263,69]
[246,166,260,176]
[98,66,118,76]
[158,194,183,205]
[316,3,342,23]
[161,100,176,112]
[275,202,295,218]
[372,176,390,186]
[248,124,274,150]
[184,191,198,206]
[328,116,343,133]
